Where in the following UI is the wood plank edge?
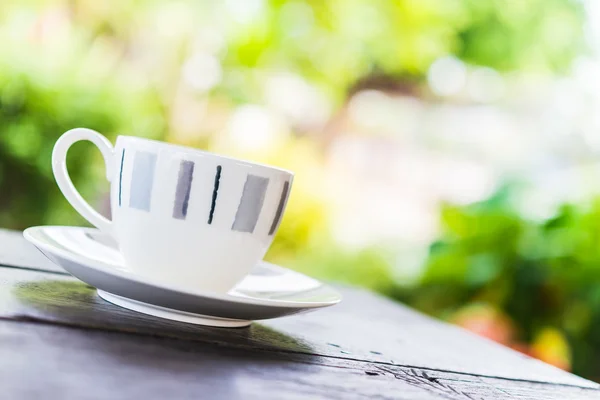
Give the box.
[1,314,598,392]
[0,263,70,276]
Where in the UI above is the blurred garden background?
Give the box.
[3,0,600,381]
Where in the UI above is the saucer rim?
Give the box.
[23,225,342,309]
[97,290,253,327]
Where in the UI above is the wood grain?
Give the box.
[2,264,594,386]
[1,320,598,400]
[1,228,599,399]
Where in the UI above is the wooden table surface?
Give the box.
[1,228,599,399]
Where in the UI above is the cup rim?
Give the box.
[116,135,294,176]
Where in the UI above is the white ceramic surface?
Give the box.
[53,128,294,293]
[24,226,341,327]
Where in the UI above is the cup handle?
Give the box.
[52,128,115,234]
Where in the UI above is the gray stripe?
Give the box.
[118,149,125,207]
[129,151,157,211]
[268,181,290,235]
[232,175,269,233]
[172,160,195,220]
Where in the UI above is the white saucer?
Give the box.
[23,226,341,327]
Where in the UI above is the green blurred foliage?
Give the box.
[395,187,600,380]
[0,61,165,228]
[221,0,584,103]
[457,0,584,71]
[0,1,167,228]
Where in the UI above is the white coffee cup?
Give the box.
[52,128,293,293]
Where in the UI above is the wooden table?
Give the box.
[1,228,599,399]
